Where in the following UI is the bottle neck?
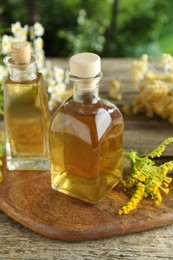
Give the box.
[73,87,99,103]
[3,54,37,82]
[70,72,102,103]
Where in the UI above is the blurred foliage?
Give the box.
[58,9,108,54]
[0,0,172,57]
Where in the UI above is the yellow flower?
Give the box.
[54,66,64,83]
[161,187,169,194]
[11,21,21,36]
[120,138,173,215]
[2,35,13,54]
[34,37,44,50]
[118,183,145,215]
[47,79,56,94]
[18,25,28,41]
[32,22,44,37]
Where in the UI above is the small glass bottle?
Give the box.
[49,53,124,203]
[3,41,50,171]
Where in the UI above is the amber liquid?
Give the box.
[4,73,50,170]
[49,95,123,203]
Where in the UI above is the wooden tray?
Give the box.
[0,160,173,241]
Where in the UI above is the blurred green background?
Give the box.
[0,0,173,58]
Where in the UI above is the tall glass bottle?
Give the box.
[49,53,124,203]
[3,41,50,171]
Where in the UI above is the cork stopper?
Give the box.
[70,53,101,78]
[11,41,31,65]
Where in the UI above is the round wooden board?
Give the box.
[0,161,173,241]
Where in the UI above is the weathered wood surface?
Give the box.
[1,159,173,243]
[1,58,173,259]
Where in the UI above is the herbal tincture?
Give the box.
[3,41,50,170]
[49,53,124,203]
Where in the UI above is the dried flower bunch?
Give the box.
[0,21,70,112]
[108,80,122,101]
[125,54,173,124]
[131,54,149,84]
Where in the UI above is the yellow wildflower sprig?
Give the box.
[147,137,173,158]
[119,182,145,215]
[119,138,173,215]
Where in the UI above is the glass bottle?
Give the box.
[49,53,124,203]
[3,41,50,171]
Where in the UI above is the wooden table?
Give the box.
[1,58,173,260]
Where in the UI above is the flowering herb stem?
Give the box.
[119,138,173,215]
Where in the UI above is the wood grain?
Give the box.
[0,159,173,241]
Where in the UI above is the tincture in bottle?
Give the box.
[3,41,50,171]
[49,53,124,203]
